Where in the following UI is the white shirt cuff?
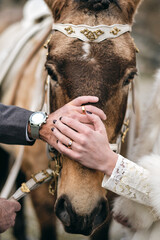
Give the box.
[26,124,34,142]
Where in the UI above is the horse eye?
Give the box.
[45,65,58,82]
[123,72,137,86]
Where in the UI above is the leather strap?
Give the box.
[0,147,24,198]
[52,23,132,42]
[10,168,53,201]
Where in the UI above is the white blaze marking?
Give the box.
[82,42,90,59]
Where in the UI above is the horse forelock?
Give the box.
[45,0,120,12]
[74,0,121,11]
[45,0,142,24]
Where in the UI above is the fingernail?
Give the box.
[56,140,59,143]
[53,120,57,124]
[86,111,92,114]
[59,117,62,121]
[51,128,55,131]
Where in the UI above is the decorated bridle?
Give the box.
[49,22,132,151]
[52,23,131,42]
[44,22,133,193]
[9,22,135,200]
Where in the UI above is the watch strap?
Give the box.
[30,125,40,139]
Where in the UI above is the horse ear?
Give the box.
[118,0,142,23]
[44,0,68,21]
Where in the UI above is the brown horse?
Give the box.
[0,0,141,239]
[44,0,141,236]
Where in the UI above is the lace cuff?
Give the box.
[102,155,151,206]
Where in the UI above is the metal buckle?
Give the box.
[43,34,52,49]
[31,170,52,184]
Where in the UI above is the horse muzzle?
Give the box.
[55,194,108,235]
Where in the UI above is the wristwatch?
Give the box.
[29,111,48,139]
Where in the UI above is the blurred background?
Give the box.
[0,0,159,239]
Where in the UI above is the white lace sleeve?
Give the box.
[102,155,151,206]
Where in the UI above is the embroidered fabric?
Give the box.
[102,155,151,206]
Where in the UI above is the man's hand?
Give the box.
[39,96,106,150]
[0,198,21,233]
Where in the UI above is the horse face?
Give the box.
[45,0,141,235]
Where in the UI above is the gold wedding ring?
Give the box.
[68,140,73,149]
[82,106,86,114]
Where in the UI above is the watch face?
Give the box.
[31,112,46,125]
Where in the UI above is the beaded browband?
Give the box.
[52,23,132,42]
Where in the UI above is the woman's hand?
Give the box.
[52,111,118,176]
[39,96,106,149]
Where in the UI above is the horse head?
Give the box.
[44,0,141,236]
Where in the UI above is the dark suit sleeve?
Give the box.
[0,104,35,145]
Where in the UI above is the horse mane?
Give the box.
[74,0,120,11]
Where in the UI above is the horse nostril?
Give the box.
[93,199,108,229]
[55,197,71,227]
[55,196,108,235]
